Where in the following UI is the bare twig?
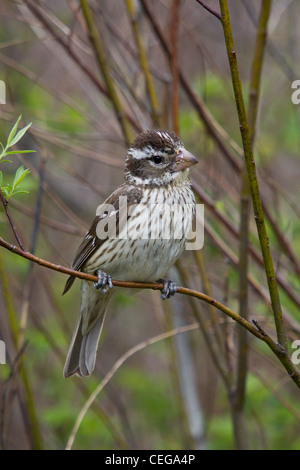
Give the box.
[0,234,261,338]
[1,234,300,388]
[0,188,26,251]
[170,0,180,134]
[9,199,82,236]
[194,0,222,21]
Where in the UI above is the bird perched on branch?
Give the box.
[63,129,198,378]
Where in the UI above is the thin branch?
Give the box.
[79,0,133,145]
[170,0,180,134]
[18,154,46,351]
[23,0,140,134]
[194,0,222,21]
[0,234,261,338]
[0,52,100,132]
[0,250,43,450]
[0,341,28,449]
[124,0,161,126]
[1,234,300,388]
[234,177,250,449]
[193,250,226,359]
[176,259,230,387]
[0,188,26,251]
[10,199,82,236]
[248,0,272,145]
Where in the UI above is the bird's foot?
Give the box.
[93,270,113,294]
[157,279,178,300]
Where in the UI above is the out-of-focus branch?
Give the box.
[22,0,140,134]
[194,0,222,20]
[234,0,273,450]
[192,251,226,364]
[170,0,180,134]
[0,188,26,251]
[124,0,161,127]
[248,0,273,145]
[176,259,230,390]
[0,52,100,131]
[235,172,250,448]
[9,199,83,236]
[79,0,133,145]
[0,247,43,450]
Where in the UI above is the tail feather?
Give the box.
[62,275,76,296]
[64,281,111,378]
[64,312,107,377]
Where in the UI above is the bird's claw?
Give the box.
[158,279,178,300]
[93,270,113,294]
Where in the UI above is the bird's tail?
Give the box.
[64,281,111,378]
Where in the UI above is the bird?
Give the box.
[63,129,198,378]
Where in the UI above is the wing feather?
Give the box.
[63,183,143,294]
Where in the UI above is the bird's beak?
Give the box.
[171,148,198,172]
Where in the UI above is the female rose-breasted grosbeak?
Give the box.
[63,130,198,377]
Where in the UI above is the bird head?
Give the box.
[125,129,198,187]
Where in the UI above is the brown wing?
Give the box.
[63,183,143,295]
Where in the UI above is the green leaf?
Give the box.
[0,117,33,201]
[0,159,12,163]
[1,187,9,198]
[8,122,32,148]
[7,115,22,146]
[0,141,6,160]
[12,166,30,189]
[10,190,29,197]
[4,150,35,155]
[13,165,25,184]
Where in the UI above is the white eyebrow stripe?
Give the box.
[156,130,171,141]
[129,148,169,161]
[129,148,150,160]
[132,149,147,159]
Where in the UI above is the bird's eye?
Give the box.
[151,155,163,164]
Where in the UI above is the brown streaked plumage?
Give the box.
[63,129,198,378]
